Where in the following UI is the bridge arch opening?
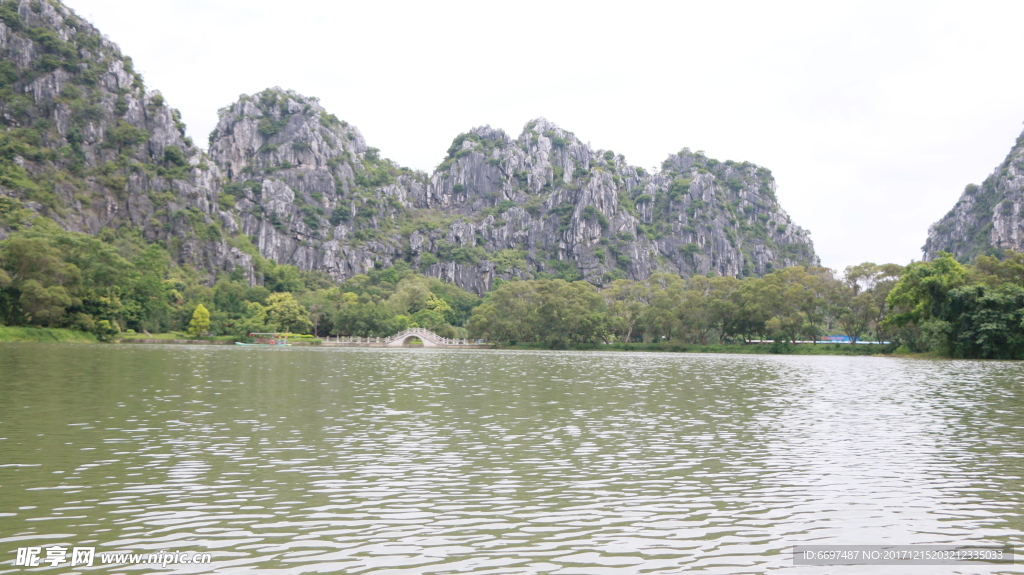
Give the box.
[401,336,423,346]
[383,328,445,347]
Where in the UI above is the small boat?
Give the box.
[236,333,291,346]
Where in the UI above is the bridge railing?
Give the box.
[323,331,486,345]
[381,327,473,346]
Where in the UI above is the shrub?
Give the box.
[258,117,288,137]
[114,95,128,116]
[163,145,188,167]
[0,1,23,30]
[582,205,610,230]
[668,178,691,200]
[104,121,148,149]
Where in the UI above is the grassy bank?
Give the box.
[496,341,897,355]
[0,326,98,343]
[117,332,238,342]
[0,328,241,344]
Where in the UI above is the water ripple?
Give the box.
[0,345,1022,573]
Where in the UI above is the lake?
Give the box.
[1,343,1022,574]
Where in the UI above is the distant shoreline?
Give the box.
[494,341,900,356]
[0,326,918,357]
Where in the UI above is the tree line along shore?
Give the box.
[2,225,1023,359]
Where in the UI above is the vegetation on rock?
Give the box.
[6,0,1024,360]
[925,127,1024,262]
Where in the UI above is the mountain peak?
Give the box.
[0,1,819,293]
[924,126,1024,261]
[521,117,577,141]
[208,89,367,179]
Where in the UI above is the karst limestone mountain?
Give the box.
[0,0,819,293]
[0,0,258,278]
[925,127,1024,261]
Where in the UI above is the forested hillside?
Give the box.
[0,224,481,340]
[0,0,255,278]
[0,0,818,297]
[5,0,1024,360]
[5,220,1024,359]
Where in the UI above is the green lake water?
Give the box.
[0,343,1022,574]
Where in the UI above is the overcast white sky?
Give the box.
[66,0,1024,272]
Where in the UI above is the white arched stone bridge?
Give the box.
[322,328,489,348]
[383,328,465,347]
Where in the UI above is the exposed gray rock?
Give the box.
[209,92,818,293]
[925,127,1024,261]
[0,0,255,281]
[0,1,818,295]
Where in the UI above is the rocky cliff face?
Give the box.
[208,91,818,293]
[924,127,1024,261]
[206,88,426,283]
[0,0,819,294]
[0,0,254,279]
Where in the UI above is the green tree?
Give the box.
[678,275,741,344]
[332,299,403,337]
[93,319,120,342]
[427,280,480,326]
[603,279,649,342]
[468,281,540,343]
[187,303,210,337]
[638,273,684,341]
[236,301,270,337]
[837,291,877,343]
[213,280,248,316]
[298,288,337,337]
[972,251,1024,286]
[840,262,902,343]
[19,279,74,326]
[469,279,607,346]
[730,277,771,341]
[885,253,968,331]
[265,292,312,334]
[411,308,447,330]
[0,235,81,325]
[123,244,173,333]
[534,280,608,345]
[388,277,433,315]
[262,263,305,293]
[758,266,835,343]
[706,276,742,343]
[679,286,716,344]
[946,283,1024,359]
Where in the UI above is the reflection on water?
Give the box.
[0,343,1022,574]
